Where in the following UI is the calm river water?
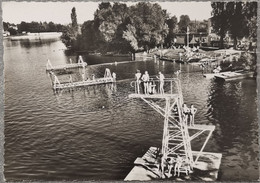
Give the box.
[4,36,258,181]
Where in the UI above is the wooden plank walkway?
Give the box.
[53,77,114,90]
[188,124,215,131]
[46,63,87,71]
[129,93,179,99]
[124,147,222,181]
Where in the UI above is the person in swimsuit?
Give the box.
[189,104,197,126]
[112,72,116,82]
[135,70,142,94]
[141,71,150,94]
[174,155,183,177]
[183,103,190,124]
[157,72,165,94]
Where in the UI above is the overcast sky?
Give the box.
[2,1,212,24]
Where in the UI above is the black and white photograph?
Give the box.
[1,1,258,182]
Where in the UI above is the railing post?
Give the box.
[135,81,137,94]
[170,80,173,94]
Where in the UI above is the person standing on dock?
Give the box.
[175,70,181,78]
[157,72,165,94]
[112,72,116,82]
[69,75,73,83]
[153,55,157,62]
[174,155,183,177]
[189,104,197,126]
[135,70,142,94]
[92,74,95,80]
[141,71,150,94]
[82,72,85,81]
[166,157,175,178]
[182,104,190,124]
[200,62,206,74]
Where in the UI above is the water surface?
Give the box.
[4,36,258,181]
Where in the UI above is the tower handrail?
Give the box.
[130,78,183,97]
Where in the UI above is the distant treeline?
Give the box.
[3,21,65,35]
[61,2,209,54]
[61,2,257,54]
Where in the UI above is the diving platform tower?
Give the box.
[127,78,220,180]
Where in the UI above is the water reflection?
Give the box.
[13,38,59,48]
[206,79,258,180]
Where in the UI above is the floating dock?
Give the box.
[203,70,254,80]
[52,77,115,90]
[214,70,254,81]
[124,147,222,181]
[203,71,232,79]
[46,56,87,71]
[50,68,116,90]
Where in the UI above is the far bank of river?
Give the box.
[5,32,62,40]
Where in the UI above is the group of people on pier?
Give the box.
[135,70,165,95]
[155,149,190,178]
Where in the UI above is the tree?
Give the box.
[78,20,102,51]
[61,25,77,49]
[61,7,80,49]
[178,15,190,33]
[211,2,257,49]
[3,22,9,31]
[243,2,257,41]
[98,2,111,10]
[165,16,178,47]
[123,24,139,51]
[124,2,169,52]
[19,21,29,32]
[66,2,170,54]
[228,2,248,49]
[90,2,131,53]
[8,28,18,35]
[71,7,78,33]
[48,21,57,32]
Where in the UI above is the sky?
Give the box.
[2,1,212,25]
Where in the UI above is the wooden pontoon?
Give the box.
[46,56,87,71]
[52,77,114,90]
[50,68,116,90]
[124,147,222,181]
[214,70,254,81]
[203,71,232,79]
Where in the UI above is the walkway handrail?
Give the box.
[130,78,183,97]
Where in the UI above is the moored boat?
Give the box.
[203,71,231,79]
[214,70,254,81]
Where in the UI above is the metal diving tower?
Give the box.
[128,78,216,178]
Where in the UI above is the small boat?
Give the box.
[214,70,254,81]
[187,58,201,63]
[159,56,185,64]
[200,57,217,63]
[159,56,174,62]
[203,71,231,79]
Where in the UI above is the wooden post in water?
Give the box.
[46,59,53,70]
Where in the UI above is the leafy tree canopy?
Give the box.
[178,15,190,33]
[211,2,257,48]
